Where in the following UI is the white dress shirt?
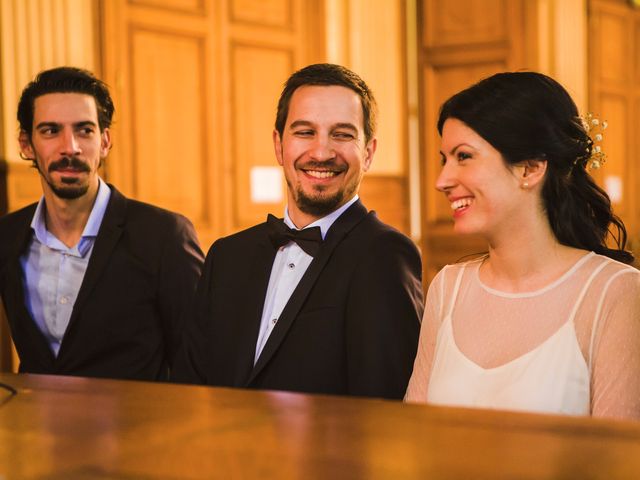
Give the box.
[20,179,111,356]
[254,195,359,363]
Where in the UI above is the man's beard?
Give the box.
[292,176,362,217]
[42,156,92,200]
[295,185,346,217]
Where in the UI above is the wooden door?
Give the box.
[588,0,640,262]
[418,0,535,282]
[100,0,324,247]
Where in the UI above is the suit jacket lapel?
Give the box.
[3,205,56,365]
[233,234,277,386]
[59,185,125,355]
[247,200,369,385]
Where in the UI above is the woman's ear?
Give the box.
[518,158,547,189]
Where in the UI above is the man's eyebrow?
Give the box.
[332,123,358,132]
[35,120,98,129]
[289,120,314,129]
[35,121,61,130]
[73,121,98,128]
[288,121,359,131]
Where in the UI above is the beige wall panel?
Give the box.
[0,0,97,164]
[546,0,588,111]
[0,0,97,213]
[423,0,508,47]
[597,11,630,84]
[231,44,291,229]
[130,28,207,222]
[231,0,291,27]
[324,0,410,235]
[324,0,349,65]
[347,0,405,176]
[129,0,205,14]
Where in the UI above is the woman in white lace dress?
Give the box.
[405,72,640,419]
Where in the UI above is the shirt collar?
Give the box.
[82,177,111,237]
[30,178,112,253]
[284,195,359,240]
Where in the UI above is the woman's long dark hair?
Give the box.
[437,71,633,264]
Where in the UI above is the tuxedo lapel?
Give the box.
[233,233,277,385]
[247,201,369,385]
[59,185,124,355]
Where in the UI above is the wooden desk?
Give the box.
[1,373,640,479]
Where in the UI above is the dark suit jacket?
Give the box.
[0,185,204,380]
[173,200,423,399]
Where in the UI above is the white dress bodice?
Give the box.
[427,306,590,415]
[426,257,608,415]
[406,252,640,419]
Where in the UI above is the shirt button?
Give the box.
[288,263,295,269]
[271,318,278,325]
[59,296,69,305]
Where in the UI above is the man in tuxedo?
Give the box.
[0,67,204,380]
[174,63,423,398]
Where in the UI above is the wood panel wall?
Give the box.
[589,0,640,259]
[324,0,411,234]
[0,0,99,213]
[101,0,324,248]
[418,0,534,282]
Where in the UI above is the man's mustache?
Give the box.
[48,157,91,173]
[298,160,346,172]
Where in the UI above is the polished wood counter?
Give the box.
[1,373,640,479]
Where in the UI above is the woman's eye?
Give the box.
[457,151,472,161]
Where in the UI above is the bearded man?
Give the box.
[0,67,204,380]
[173,64,423,399]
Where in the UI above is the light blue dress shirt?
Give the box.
[254,195,359,363]
[19,179,111,356]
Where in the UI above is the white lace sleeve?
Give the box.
[405,267,448,403]
[590,268,640,419]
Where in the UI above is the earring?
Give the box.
[522,182,529,189]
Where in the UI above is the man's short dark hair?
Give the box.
[275,63,377,143]
[17,66,115,138]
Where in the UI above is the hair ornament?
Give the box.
[579,112,607,170]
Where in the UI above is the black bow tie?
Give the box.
[266,214,323,257]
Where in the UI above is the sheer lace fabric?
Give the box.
[405,252,640,419]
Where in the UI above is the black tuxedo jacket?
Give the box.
[173,200,423,399]
[0,185,204,380]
